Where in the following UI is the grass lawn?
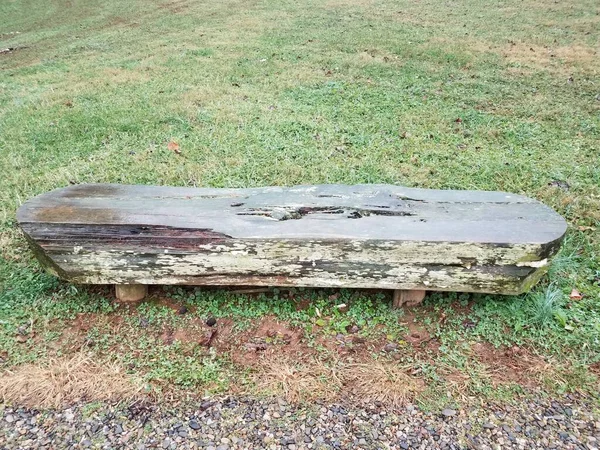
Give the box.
[1,0,599,409]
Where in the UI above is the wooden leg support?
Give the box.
[115,284,148,302]
[392,289,426,308]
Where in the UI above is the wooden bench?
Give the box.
[17,184,567,306]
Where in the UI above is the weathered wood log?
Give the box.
[16,184,567,298]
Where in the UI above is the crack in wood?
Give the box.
[237,206,414,221]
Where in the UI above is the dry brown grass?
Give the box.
[0,353,144,408]
[441,366,472,398]
[253,357,422,407]
[345,362,424,407]
[423,36,599,75]
[501,43,599,74]
[253,356,343,403]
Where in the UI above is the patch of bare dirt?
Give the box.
[471,342,548,388]
[40,312,125,354]
[23,299,562,408]
[216,316,306,366]
[161,321,215,347]
[402,313,434,348]
[589,362,600,376]
[150,294,184,312]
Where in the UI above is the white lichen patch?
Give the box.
[47,238,545,294]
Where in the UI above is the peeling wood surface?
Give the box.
[17,184,567,294]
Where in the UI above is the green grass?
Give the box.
[1,0,599,406]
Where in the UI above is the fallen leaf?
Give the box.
[578,225,596,232]
[569,289,583,300]
[167,141,181,154]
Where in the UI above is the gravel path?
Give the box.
[1,395,599,449]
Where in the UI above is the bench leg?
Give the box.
[392,289,426,308]
[115,284,147,302]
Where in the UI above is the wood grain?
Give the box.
[17,184,567,294]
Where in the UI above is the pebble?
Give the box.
[1,396,598,449]
[383,342,398,352]
[442,409,456,418]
